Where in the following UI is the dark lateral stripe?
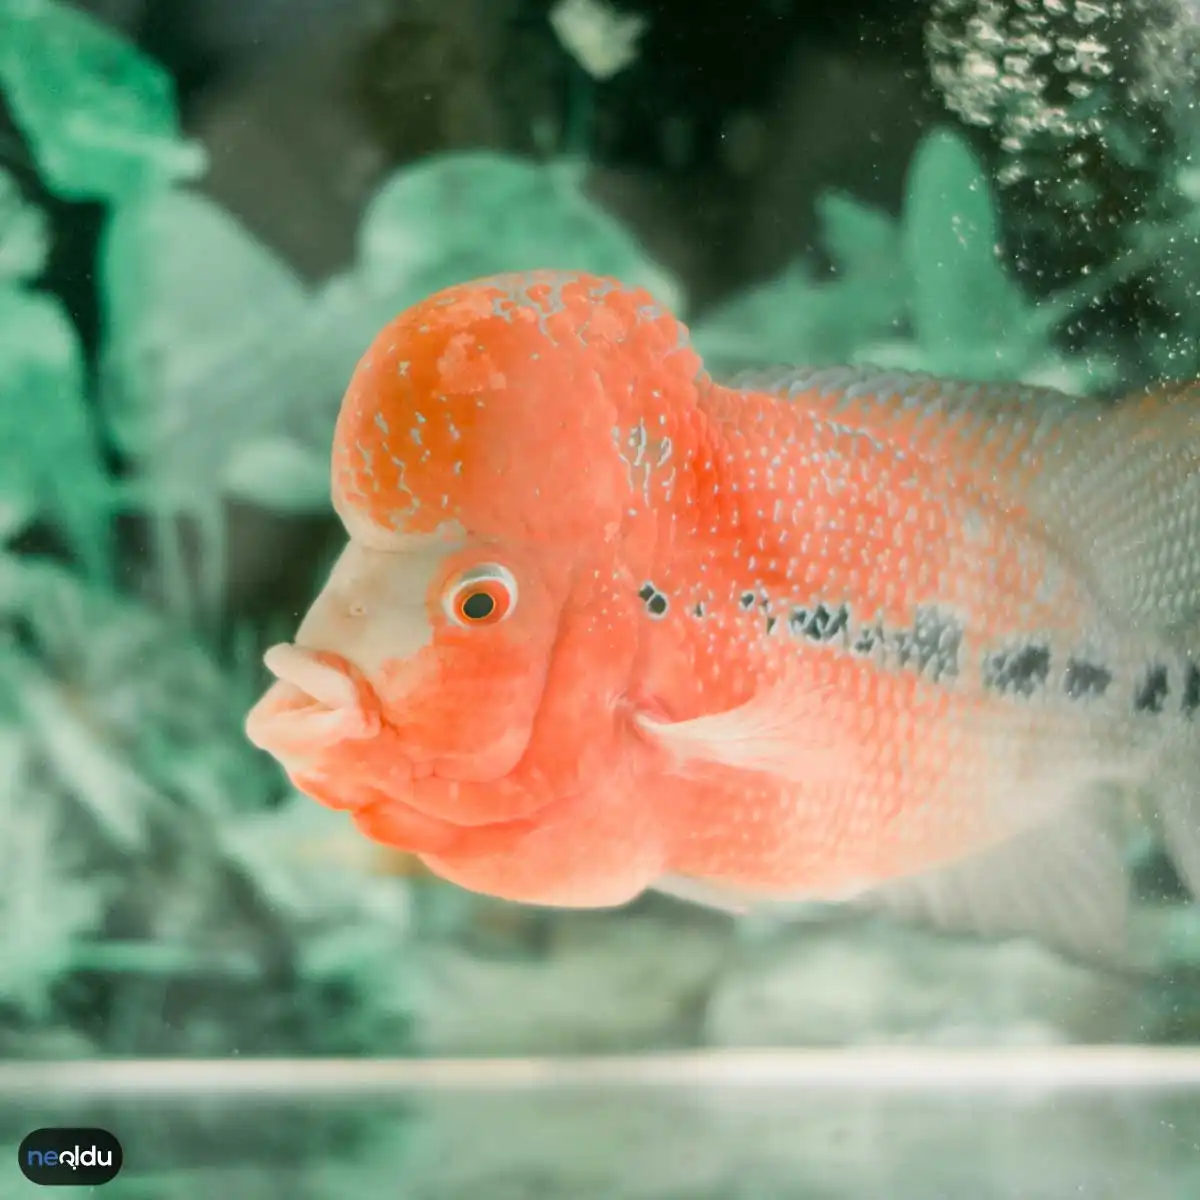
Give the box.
[697,589,1157,701]
[890,606,963,683]
[1184,664,1200,717]
[734,595,965,682]
[704,578,1197,721]
[1134,664,1169,715]
[787,602,850,643]
[982,643,1051,698]
[1063,658,1112,700]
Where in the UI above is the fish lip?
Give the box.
[274,738,570,854]
[249,642,562,835]
[263,643,362,713]
[245,643,381,756]
[351,786,572,858]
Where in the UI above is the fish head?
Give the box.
[246,269,704,860]
[246,528,568,791]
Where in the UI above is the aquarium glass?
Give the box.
[0,0,1198,1195]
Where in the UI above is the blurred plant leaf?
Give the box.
[0,721,102,1020]
[221,436,333,514]
[693,126,1108,392]
[865,129,1114,390]
[99,186,311,467]
[819,191,904,282]
[691,194,907,374]
[0,551,416,1055]
[901,128,1037,378]
[0,0,205,201]
[357,151,682,313]
[0,166,48,282]
[0,282,113,579]
[688,262,825,371]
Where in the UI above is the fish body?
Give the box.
[246,270,1200,962]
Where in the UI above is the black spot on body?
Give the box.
[827,605,850,640]
[1184,663,1200,716]
[785,602,852,644]
[1134,664,1169,714]
[803,603,835,641]
[893,606,962,682]
[740,591,756,610]
[1063,658,1112,700]
[639,581,669,619]
[693,602,705,619]
[853,624,885,656]
[983,643,1051,698]
[766,616,778,634]
[806,604,833,639]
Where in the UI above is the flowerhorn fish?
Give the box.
[245,270,1200,964]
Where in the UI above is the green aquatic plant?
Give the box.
[0,551,419,1058]
[692,127,1117,392]
[689,188,908,375]
[0,0,204,201]
[0,1,418,1062]
[0,167,113,582]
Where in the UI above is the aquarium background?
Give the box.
[1,0,1199,1194]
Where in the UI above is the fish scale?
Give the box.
[640,404,1143,894]
[246,269,1200,966]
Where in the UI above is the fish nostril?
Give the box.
[263,643,359,712]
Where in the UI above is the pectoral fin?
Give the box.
[634,676,849,785]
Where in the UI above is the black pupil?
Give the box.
[461,590,496,620]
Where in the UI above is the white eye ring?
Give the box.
[442,563,519,627]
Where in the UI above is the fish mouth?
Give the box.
[245,643,556,858]
[244,643,381,758]
[349,792,543,859]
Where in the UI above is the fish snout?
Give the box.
[244,643,382,759]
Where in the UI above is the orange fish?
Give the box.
[245,269,1200,963]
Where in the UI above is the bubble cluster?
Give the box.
[1126,0,1200,109]
[924,0,1122,186]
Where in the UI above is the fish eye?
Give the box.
[443,563,518,627]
